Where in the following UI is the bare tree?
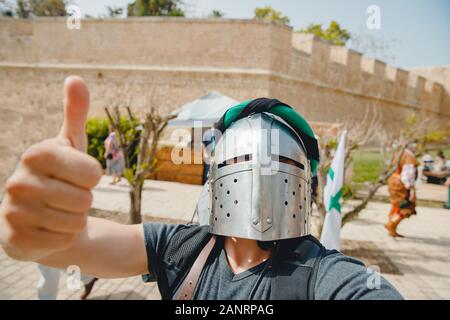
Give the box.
[314,107,381,234]
[105,94,175,224]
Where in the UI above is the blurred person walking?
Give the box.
[104,125,124,185]
[385,142,420,237]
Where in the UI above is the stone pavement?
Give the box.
[341,201,450,299]
[0,176,449,300]
[92,176,203,222]
[0,255,161,300]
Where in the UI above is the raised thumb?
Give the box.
[59,76,90,151]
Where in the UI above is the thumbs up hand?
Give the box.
[60,76,90,152]
[0,76,102,261]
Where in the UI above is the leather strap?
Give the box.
[177,235,216,300]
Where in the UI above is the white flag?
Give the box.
[320,130,347,250]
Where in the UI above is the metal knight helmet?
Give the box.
[207,98,319,241]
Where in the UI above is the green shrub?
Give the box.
[86,117,141,169]
[86,118,109,168]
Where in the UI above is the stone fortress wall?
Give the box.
[1,17,449,186]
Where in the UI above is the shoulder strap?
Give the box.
[177,236,216,300]
[271,235,326,300]
[305,243,326,300]
[157,225,211,299]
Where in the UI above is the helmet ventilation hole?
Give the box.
[284,201,288,206]
[226,213,230,217]
[220,204,223,208]
[284,179,288,183]
[293,214,296,219]
[234,179,238,183]
[227,190,230,194]
[234,200,238,204]
[292,191,296,196]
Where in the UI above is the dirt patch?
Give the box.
[341,239,402,275]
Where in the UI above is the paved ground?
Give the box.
[341,201,450,300]
[0,257,161,300]
[0,176,449,300]
[92,176,203,222]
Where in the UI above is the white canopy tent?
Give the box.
[168,92,239,128]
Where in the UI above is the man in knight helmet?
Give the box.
[0,77,402,299]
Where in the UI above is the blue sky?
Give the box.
[73,0,450,69]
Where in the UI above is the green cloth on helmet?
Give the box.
[221,100,319,174]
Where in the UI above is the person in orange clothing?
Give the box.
[385,142,420,238]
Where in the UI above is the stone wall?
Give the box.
[0,17,449,187]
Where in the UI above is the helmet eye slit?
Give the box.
[217,154,304,170]
[274,155,304,170]
[218,154,252,168]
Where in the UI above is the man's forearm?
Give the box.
[38,217,148,279]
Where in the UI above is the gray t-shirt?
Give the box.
[142,223,403,300]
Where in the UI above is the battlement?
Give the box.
[291,33,447,114]
[0,17,448,118]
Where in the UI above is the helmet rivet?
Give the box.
[252,219,258,225]
[266,218,272,224]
